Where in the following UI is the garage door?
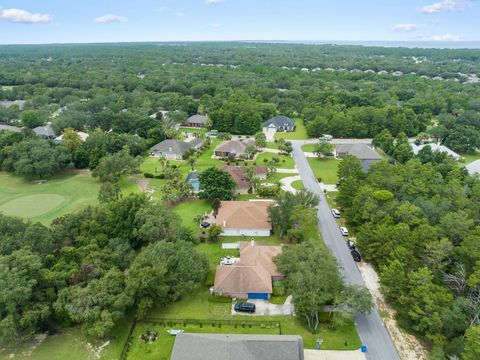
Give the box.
[248,293,269,300]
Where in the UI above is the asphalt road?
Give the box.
[291,141,400,360]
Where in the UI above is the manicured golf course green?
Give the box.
[0,171,100,225]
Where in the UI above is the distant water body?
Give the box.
[250,40,480,49]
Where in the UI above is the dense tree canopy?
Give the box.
[0,195,207,341]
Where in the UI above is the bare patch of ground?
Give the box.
[129,177,151,192]
[356,262,428,360]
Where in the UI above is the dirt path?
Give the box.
[356,262,428,360]
[129,177,151,192]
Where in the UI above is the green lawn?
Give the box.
[266,172,296,184]
[274,119,309,140]
[137,287,360,360]
[179,127,208,134]
[462,152,480,164]
[291,180,305,190]
[127,322,279,360]
[307,158,341,184]
[301,143,317,152]
[0,171,100,225]
[254,153,296,169]
[173,200,212,232]
[265,141,279,149]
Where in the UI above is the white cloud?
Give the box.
[393,23,421,32]
[175,12,184,16]
[153,7,168,12]
[206,0,226,4]
[210,23,221,28]
[424,33,462,41]
[420,0,469,14]
[94,14,126,24]
[0,8,52,24]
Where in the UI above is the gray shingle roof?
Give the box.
[263,116,295,128]
[188,138,204,147]
[336,143,382,161]
[171,333,304,360]
[151,139,193,155]
[215,139,255,154]
[185,114,208,125]
[410,143,460,160]
[33,124,55,137]
[0,124,22,133]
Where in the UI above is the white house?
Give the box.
[215,201,273,237]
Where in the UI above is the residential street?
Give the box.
[291,141,400,360]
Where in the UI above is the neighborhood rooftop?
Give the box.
[171,333,304,360]
[219,165,268,191]
[335,143,382,160]
[213,241,283,298]
[215,139,255,155]
[215,201,272,230]
[185,114,208,124]
[263,115,295,128]
[410,143,461,160]
[151,139,195,154]
[0,124,22,133]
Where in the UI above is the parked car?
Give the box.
[331,209,341,218]
[234,302,256,313]
[200,221,210,229]
[351,249,362,262]
[347,240,356,250]
[340,227,349,236]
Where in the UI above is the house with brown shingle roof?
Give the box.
[215,201,273,237]
[214,139,255,159]
[218,166,268,194]
[213,241,283,299]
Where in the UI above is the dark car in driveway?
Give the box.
[234,302,256,313]
[351,249,362,262]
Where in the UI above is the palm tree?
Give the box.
[187,156,197,171]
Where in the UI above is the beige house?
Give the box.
[213,241,283,299]
[215,201,273,237]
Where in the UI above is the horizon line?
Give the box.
[1,39,480,49]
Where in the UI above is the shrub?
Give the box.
[208,294,232,303]
[155,173,165,179]
[144,172,154,178]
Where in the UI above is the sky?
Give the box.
[0,0,479,44]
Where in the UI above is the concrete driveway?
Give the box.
[232,296,294,316]
[280,175,302,193]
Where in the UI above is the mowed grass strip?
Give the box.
[0,171,100,225]
[307,158,341,184]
